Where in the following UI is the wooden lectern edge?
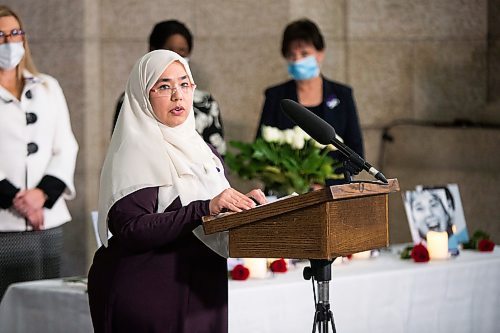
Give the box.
[330,178,400,199]
[202,188,332,234]
[202,178,400,235]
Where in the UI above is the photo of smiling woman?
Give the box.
[87,50,265,333]
[404,184,469,248]
[408,190,453,240]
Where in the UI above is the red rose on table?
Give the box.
[231,264,250,280]
[270,258,288,273]
[411,243,430,263]
[478,239,495,252]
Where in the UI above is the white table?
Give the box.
[1,247,499,333]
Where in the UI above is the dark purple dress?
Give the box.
[87,188,228,333]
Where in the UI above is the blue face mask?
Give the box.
[287,55,320,81]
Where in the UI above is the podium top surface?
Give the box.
[203,179,399,235]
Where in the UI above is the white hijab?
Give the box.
[97,50,230,256]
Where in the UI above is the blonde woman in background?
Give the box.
[0,5,78,299]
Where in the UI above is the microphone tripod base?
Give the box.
[313,301,336,333]
[303,259,337,333]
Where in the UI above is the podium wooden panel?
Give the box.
[203,179,400,259]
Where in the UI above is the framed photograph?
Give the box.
[403,184,469,248]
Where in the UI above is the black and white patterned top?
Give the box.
[114,89,226,155]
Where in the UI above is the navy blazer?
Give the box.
[255,77,364,184]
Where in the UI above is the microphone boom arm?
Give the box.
[330,137,388,183]
[279,99,388,184]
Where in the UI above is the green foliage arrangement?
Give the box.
[225,126,342,195]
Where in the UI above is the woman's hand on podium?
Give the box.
[209,188,257,215]
[245,189,267,206]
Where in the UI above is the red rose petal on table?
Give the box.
[270,258,288,273]
[478,239,495,252]
[411,243,430,263]
[231,264,250,280]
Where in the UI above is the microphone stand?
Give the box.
[331,136,387,184]
[281,98,387,331]
[303,156,366,333]
[304,259,337,333]
[342,159,364,183]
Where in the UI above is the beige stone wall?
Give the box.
[489,0,500,109]
[4,0,499,274]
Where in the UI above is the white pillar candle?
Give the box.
[243,258,268,279]
[427,231,449,260]
[352,250,371,259]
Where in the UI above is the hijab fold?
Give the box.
[97,50,230,256]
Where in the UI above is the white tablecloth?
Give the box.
[1,247,499,333]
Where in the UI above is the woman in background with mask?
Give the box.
[0,5,78,299]
[255,19,364,185]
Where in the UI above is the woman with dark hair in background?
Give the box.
[256,18,364,185]
[114,20,227,155]
[0,5,78,299]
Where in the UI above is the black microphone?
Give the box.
[280,99,388,184]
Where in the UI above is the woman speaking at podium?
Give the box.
[88,50,265,332]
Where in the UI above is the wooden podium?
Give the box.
[203,179,400,259]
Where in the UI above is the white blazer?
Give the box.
[0,71,78,232]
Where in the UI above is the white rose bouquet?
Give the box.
[225,126,343,195]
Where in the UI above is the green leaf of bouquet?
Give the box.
[301,148,322,167]
[286,172,308,194]
[229,140,254,155]
[263,165,281,174]
[225,134,341,194]
[262,170,287,185]
[282,157,299,171]
[320,163,334,176]
[254,140,280,163]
